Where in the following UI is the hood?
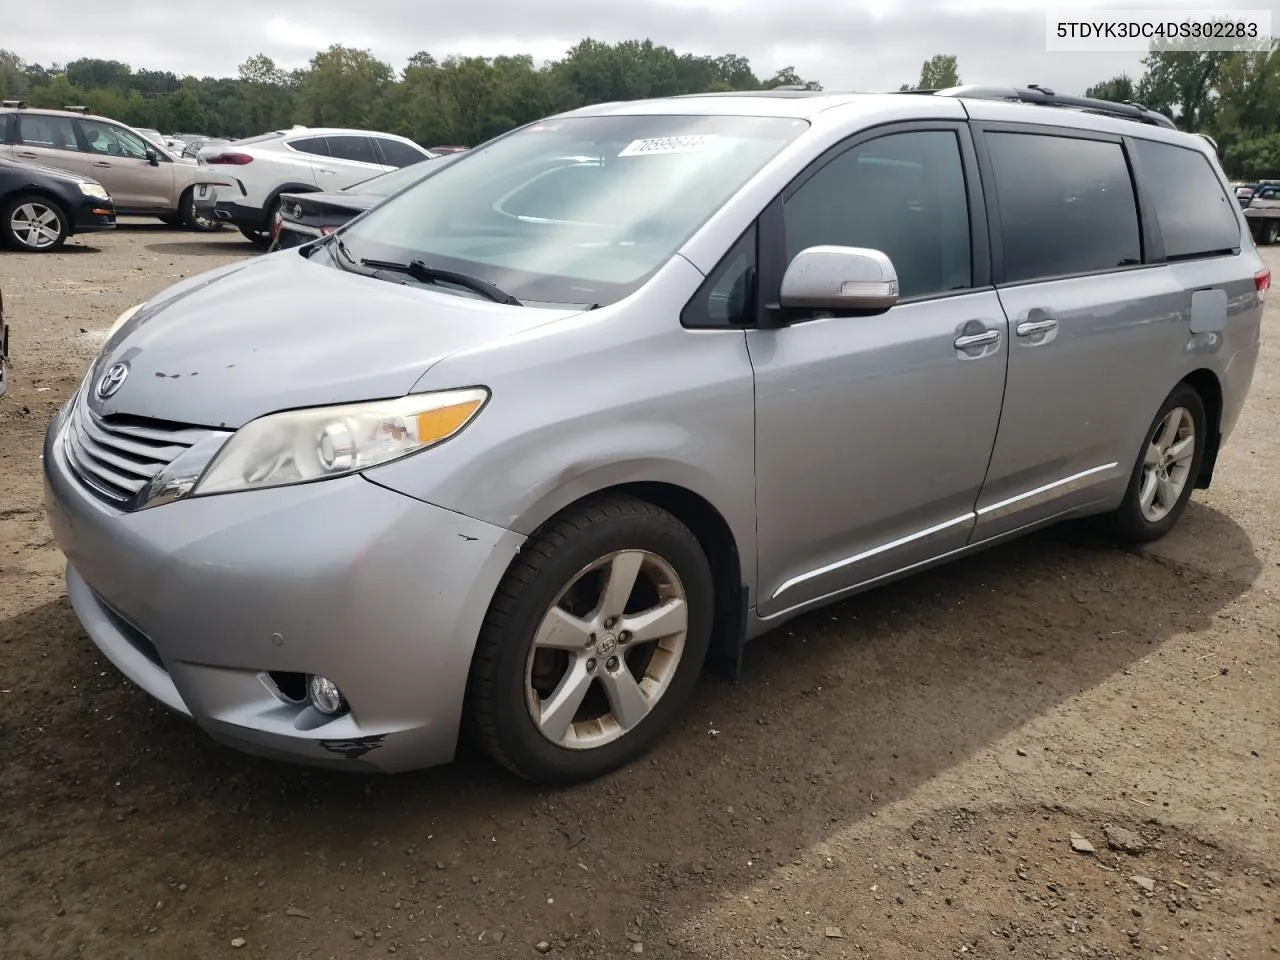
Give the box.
[0,156,97,186]
[87,249,585,429]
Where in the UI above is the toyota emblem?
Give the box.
[96,362,129,399]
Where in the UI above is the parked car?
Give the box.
[44,86,1264,784]
[134,127,166,147]
[1233,182,1258,208]
[0,103,217,231]
[0,286,8,400]
[1244,182,1280,243]
[0,155,116,251]
[271,153,462,249]
[193,127,438,245]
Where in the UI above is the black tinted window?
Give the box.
[327,135,376,165]
[18,114,81,151]
[682,224,756,328]
[375,137,426,168]
[288,136,330,157]
[783,130,972,299]
[986,133,1140,283]
[1132,140,1241,260]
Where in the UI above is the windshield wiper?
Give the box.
[359,257,522,306]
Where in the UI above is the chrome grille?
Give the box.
[63,392,216,507]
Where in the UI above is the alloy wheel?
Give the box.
[1139,405,1195,523]
[524,549,689,750]
[10,202,63,250]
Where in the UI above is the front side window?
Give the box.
[18,114,81,152]
[79,120,150,160]
[985,132,1141,283]
[782,130,972,300]
[335,114,808,307]
[1132,139,1242,261]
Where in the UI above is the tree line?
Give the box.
[0,40,1276,177]
[0,41,820,148]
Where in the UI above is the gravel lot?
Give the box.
[1,223,1276,960]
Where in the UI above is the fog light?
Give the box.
[307,674,346,715]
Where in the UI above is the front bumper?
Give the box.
[69,198,116,235]
[42,410,525,772]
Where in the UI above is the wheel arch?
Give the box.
[3,188,74,236]
[507,478,750,679]
[1181,367,1223,489]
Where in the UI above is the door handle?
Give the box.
[92,161,111,168]
[1016,318,1058,336]
[16,152,37,159]
[954,330,1000,349]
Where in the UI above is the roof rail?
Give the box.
[1,99,27,109]
[905,84,1176,129]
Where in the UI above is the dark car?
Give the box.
[0,155,116,252]
[271,154,461,250]
[0,285,8,400]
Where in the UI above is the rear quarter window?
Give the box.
[288,136,331,157]
[1132,139,1240,260]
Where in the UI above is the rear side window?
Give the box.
[1132,139,1241,260]
[288,136,330,157]
[985,132,1141,283]
[327,135,376,165]
[374,137,426,168]
[17,114,81,152]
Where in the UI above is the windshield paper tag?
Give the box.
[618,135,719,157]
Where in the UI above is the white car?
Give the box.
[193,126,437,244]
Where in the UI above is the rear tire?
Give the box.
[180,187,221,232]
[2,194,69,252]
[466,495,715,785]
[1266,220,1280,245]
[1106,382,1206,544]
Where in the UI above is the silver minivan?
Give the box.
[43,86,1266,784]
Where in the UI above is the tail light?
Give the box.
[1255,266,1270,302]
[205,152,253,165]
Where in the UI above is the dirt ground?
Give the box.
[1,223,1276,960]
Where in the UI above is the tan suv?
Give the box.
[0,104,218,231]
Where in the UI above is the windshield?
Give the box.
[346,158,453,198]
[335,114,808,306]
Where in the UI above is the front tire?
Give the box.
[467,496,715,785]
[2,195,69,252]
[1107,382,1206,543]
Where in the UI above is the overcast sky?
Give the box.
[7,0,1279,96]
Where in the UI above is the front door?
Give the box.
[73,118,173,211]
[750,123,1009,620]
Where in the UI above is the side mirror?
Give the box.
[777,245,899,315]
[145,148,159,166]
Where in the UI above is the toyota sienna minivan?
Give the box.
[43,86,1266,785]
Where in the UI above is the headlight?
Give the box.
[79,182,110,199]
[107,303,143,339]
[190,388,489,496]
